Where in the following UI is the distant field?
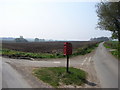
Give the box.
[1,41,99,58]
[2,41,98,53]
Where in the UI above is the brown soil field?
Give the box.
[2,41,98,54]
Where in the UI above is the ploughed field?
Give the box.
[2,41,98,54]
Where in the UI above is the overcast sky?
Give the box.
[0,0,112,41]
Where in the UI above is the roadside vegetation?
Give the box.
[0,49,1,55]
[104,41,119,59]
[1,49,64,59]
[33,67,86,88]
[1,42,99,59]
[72,43,98,57]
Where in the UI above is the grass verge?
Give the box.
[1,49,64,59]
[104,41,120,59]
[72,43,98,57]
[33,67,86,88]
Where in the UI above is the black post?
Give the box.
[66,55,69,73]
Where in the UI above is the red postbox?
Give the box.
[64,42,72,55]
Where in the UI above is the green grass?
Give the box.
[104,41,120,59]
[0,48,2,54]
[1,49,64,59]
[111,51,119,57]
[104,43,111,49]
[72,43,98,56]
[1,43,99,59]
[33,67,87,88]
[104,41,118,49]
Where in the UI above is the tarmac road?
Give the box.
[2,55,92,68]
[1,42,119,88]
[1,52,95,88]
[93,42,118,88]
[1,57,32,88]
